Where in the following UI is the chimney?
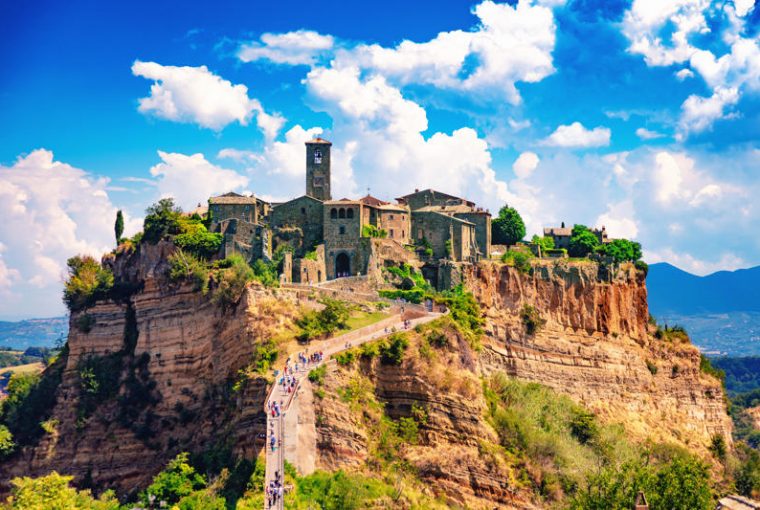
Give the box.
[414,188,419,193]
[561,221,565,228]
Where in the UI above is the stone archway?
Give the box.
[335,252,350,277]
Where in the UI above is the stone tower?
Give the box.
[305,137,332,201]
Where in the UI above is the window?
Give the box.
[338,208,346,219]
[418,229,424,239]
[330,208,337,219]
[390,229,394,238]
[402,230,405,238]
[389,214,394,220]
[347,208,354,219]
[339,225,346,235]
[314,149,322,164]
[301,207,306,215]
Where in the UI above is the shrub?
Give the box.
[520,304,544,336]
[169,249,210,293]
[396,416,419,444]
[502,250,533,273]
[568,224,600,258]
[709,434,727,462]
[531,234,555,253]
[432,285,483,347]
[253,340,278,374]
[63,255,115,312]
[143,198,183,244]
[379,333,408,365]
[308,364,327,385]
[211,255,255,307]
[492,205,526,246]
[140,452,207,507]
[699,354,725,383]
[0,424,15,456]
[174,229,223,259]
[635,259,649,274]
[646,359,658,375]
[5,472,120,509]
[362,224,388,238]
[335,350,356,366]
[427,329,448,348]
[359,341,380,359]
[296,298,350,341]
[569,409,598,445]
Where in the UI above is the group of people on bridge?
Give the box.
[266,470,283,508]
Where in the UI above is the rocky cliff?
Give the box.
[0,242,298,498]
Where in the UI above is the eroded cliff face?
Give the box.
[469,260,731,453]
[0,242,297,497]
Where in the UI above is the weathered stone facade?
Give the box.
[412,211,478,263]
[306,138,331,201]
[271,195,324,257]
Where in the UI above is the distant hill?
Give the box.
[647,263,760,356]
[0,317,67,349]
[647,262,760,316]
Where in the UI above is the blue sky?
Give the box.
[0,0,758,319]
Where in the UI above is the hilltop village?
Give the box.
[199,137,611,289]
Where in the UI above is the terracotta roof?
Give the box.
[209,192,256,205]
[305,137,332,145]
[359,194,389,207]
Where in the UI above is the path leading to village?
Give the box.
[262,303,443,510]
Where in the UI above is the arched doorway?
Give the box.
[335,253,350,278]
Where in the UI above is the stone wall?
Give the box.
[323,203,364,279]
[271,196,324,257]
[293,244,327,284]
[210,201,257,224]
[454,211,490,259]
[378,208,411,244]
[411,211,476,262]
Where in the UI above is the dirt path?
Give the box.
[263,307,442,510]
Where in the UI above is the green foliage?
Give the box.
[635,259,649,274]
[520,304,545,336]
[250,259,279,287]
[211,255,255,307]
[378,288,426,303]
[141,452,207,508]
[362,224,388,238]
[502,249,533,273]
[531,234,555,253]
[143,198,183,244]
[654,324,690,343]
[492,205,526,246]
[569,409,599,445]
[0,425,14,457]
[168,249,210,294]
[568,224,600,258]
[76,354,123,422]
[304,249,318,261]
[359,341,380,359]
[114,210,124,245]
[596,238,643,263]
[378,333,409,365]
[736,446,760,497]
[432,285,483,348]
[709,434,727,461]
[252,340,278,374]
[308,364,327,385]
[296,298,350,341]
[289,470,396,510]
[63,256,115,312]
[335,349,356,366]
[646,360,658,375]
[396,416,419,444]
[714,357,760,394]
[0,358,64,447]
[174,229,223,259]
[699,354,725,383]
[569,454,713,510]
[3,471,120,509]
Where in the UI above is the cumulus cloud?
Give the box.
[677,86,740,138]
[675,68,695,80]
[132,61,283,136]
[512,151,540,178]
[635,127,665,140]
[0,150,133,319]
[238,30,334,66]
[149,151,249,209]
[596,201,639,239]
[242,1,559,103]
[542,122,611,148]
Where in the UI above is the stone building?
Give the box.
[544,223,612,251]
[206,136,492,288]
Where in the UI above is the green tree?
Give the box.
[531,234,555,253]
[3,472,119,509]
[597,238,643,263]
[492,205,526,246]
[568,224,600,257]
[0,425,14,456]
[140,452,207,508]
[114,210,124,245]
[737,448,760,498]
[143,198,183,244]
[62,256,114,311]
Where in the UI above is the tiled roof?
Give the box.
[209,192,256,204]
[306,137,332,144]
[544,227,572,236]
[359,194,389,207]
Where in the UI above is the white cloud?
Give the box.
[735,0,755,17]
[677,86,740,138]
[246,1,559,104]
[512,151,540,179]
[596,201,639,239]
[149,151,249,209]
[645,248,748,276]
[635,127,665,140]
[238,30,334,66]
[542,122,611,148]
[0,150,135,319]
[132,61,283,136]
[675,68,695,80]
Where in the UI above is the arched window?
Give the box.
[330,208,337,219]
[301,207,306,215]
[346,208,354,219]
[338,208,346,219]
[314,149,322,164]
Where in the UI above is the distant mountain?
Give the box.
[647,262,760,316]
[0,316,68,349]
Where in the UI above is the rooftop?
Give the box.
[305,137,332,145]
[209,192,257,205]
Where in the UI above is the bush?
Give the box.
[362,224,388,238]
[174,229,223,259]
[432,285,483,347]
[379,333,408,365]
[699,354,725,383]
[520,304,544,336]
[169,249,210,293]
[568,224,600,258]
[143,198,183,244]
[296,298,350,341]
[140,452,207,507]
[359,341,380,359]
[0,424,15,456]
[211,255,255,307]
[492,205,526,246]
[335,350,356,366]
[709,434,727,462]
[596,238,643,263]
[646,359,658,375]
[308,364,327,385]
[63,255,115,312]
[253,340,278,374]
[502,250,533,273]
[531,234,555,253]
[5,472,120,509]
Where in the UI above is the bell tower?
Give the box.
[305,137,331,201]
